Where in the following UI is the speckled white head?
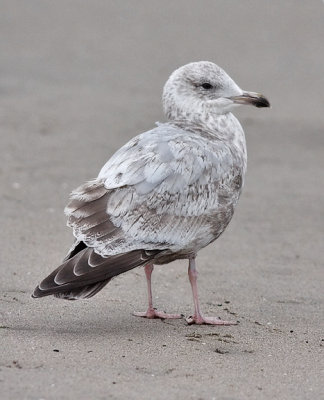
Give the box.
[163,61,269,121]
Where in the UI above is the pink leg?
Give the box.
[186,257,237,326]
[133,264,182,320]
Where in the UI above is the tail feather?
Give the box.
[32,246,160,300]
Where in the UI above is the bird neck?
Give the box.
[168,112,247,174]
[168,111,241,141]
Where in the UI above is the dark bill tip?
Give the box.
[252,95,270,108]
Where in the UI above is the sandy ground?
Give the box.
[1,1,323,399]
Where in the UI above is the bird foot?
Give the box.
[186,314,237,326]
[133,308,183,320]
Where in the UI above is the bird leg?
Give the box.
[133,264,182,320]
[186,257,237,325]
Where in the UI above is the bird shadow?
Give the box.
[6,313,184,340]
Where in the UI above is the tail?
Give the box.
[32,245,159,300]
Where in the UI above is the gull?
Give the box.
[33,61,269,325]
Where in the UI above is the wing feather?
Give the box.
[65,124,243,256]
[33,248,159,298]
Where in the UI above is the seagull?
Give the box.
[33,61,269,325]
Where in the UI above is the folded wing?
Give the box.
[65,124,240,257]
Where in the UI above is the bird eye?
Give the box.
[201,83,213,90]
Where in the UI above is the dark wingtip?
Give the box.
[32,286,44,298]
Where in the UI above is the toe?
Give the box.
[186,315,237,326]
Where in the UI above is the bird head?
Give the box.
[162,61,270,121]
